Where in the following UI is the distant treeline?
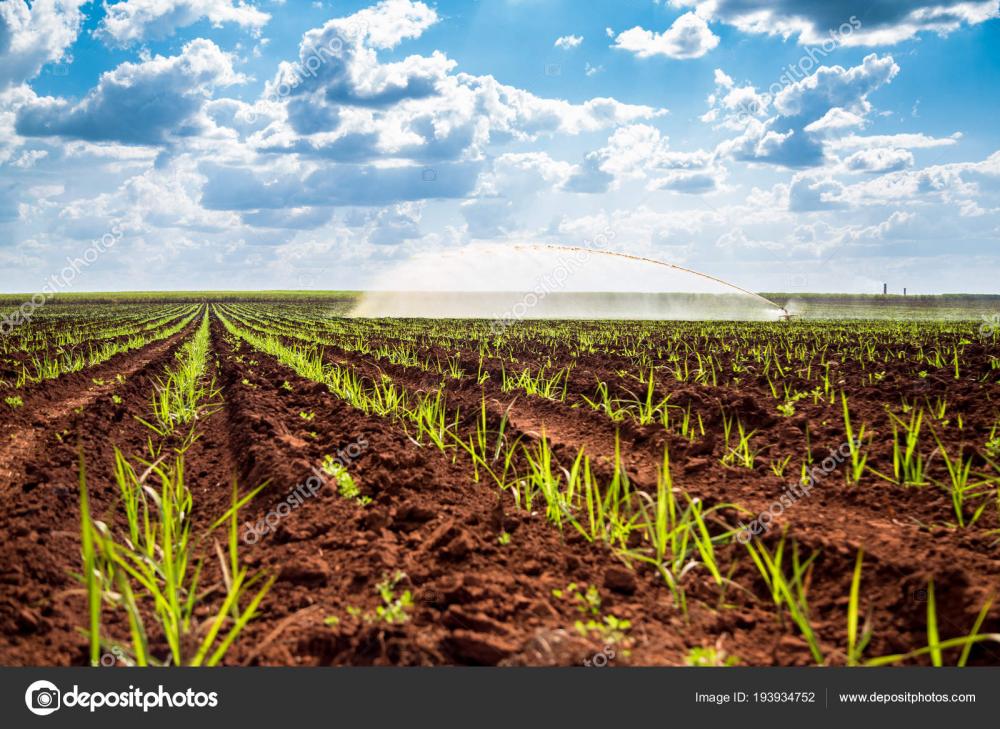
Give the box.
[761,293,1000,304]
[0,291,997,321]
[0,291,361,305]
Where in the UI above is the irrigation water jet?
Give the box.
[531,244,789,318]
[350,243,788,321]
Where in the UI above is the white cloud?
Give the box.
[10,149,48,168]
[565,124,724,194]
[775,150,1000,214]
[772,54,899,118]
[828,131,963,151]
[673,0,1000,46]
[843,148,914,173]
[713,69,734,88]
[340,202,423,243]
[554,34,583,50]
[701,71,770,130]
[716,54,899,167]
[788,173,846,211]
[4,0,995,294]
[247,1,664,168]
[97,0,271,46]
[838,150,1000,205]
[0,84,40,164]
[16,39,246,146]
[325,0,438,50]
[803,107,867,133]
[784,211,925,257]
[0,0,87,89]
[612,12,719,60]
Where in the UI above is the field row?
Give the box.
[1,303,998,666]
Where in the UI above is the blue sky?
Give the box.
[1,0,999,294]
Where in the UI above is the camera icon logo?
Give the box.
[25,680,61,716]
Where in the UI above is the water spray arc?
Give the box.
[518,244,790,319]
[351,240,790,320]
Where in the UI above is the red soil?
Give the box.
[1,312,998,666]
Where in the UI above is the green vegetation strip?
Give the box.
[78,307,272,666]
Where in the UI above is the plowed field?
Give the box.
[2,302,998,667]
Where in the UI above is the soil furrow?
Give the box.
[0,320,200,665]
[0,318,200,494]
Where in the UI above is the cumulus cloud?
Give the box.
[566,124,724,193]
[327,0,438,50]
[0,84,41,164]
[788,173,846,211]
[839,150,1000,205]
[242,0,663,169]
[612,12,719,60]
[268,0,447,112]
[714,69,734,88]
[0,0,87,89]
[45,157,240,240]
[15,39,245,145]
[5,0,993,294]
[777,150,1000,215]
[97,0,270,46]
[700,69,773,128]
[772,54,899,118]
[673,0,999,46]
[485,152,576,193]
[786,211,927,257]
[115,0,667,243]
[715,54,899,167]
[562,151,614,193]
[843,147,914,173]
[554,34,583,50]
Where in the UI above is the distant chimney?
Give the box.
[883,283,887,295]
